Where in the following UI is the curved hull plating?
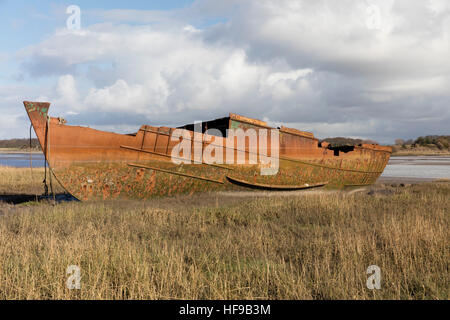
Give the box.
[24,101,391,201]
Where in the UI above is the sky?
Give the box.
[0,0,449,144]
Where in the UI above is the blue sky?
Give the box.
[0,0,195,79]
[0,0,449,142]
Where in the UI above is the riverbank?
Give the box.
[391,147,450,156]
[392,151,450,156]
[0,148,42,154]
[0,167,448,299]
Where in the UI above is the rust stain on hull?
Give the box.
[23,101,392,201]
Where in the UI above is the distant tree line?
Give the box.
[322,135,450,150]
[0,138,41,150]
[394,135,450,150]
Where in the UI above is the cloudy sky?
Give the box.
[0,0,449,143]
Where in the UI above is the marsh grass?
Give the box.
[0,167,448,299]
[0,166,64,195]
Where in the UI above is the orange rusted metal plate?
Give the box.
[279,126,314,139]
[24,101,391,201]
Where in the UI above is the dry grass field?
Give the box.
[0,167,448,299]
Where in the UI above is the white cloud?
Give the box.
[3,0,450,143]
[86,79,149,112]
[0,114,22,139]
[0,52,8,64]
[22,25,321,122]
[55,74,79,107]
[0,83,52,138]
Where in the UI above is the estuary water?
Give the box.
[381,156,450,180]
[0,152,45,168]
[0,153,449,180]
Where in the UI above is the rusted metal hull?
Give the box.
[24,101,391,201]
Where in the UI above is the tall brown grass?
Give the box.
[0,167,448,299]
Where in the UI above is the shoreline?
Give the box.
[391,154,450,157]
[0,149,42,154]
[391,151,450,156]
[376,176,448,184]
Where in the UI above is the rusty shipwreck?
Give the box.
[24,101,391,200]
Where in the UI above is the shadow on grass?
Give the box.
[0,193,79,205]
